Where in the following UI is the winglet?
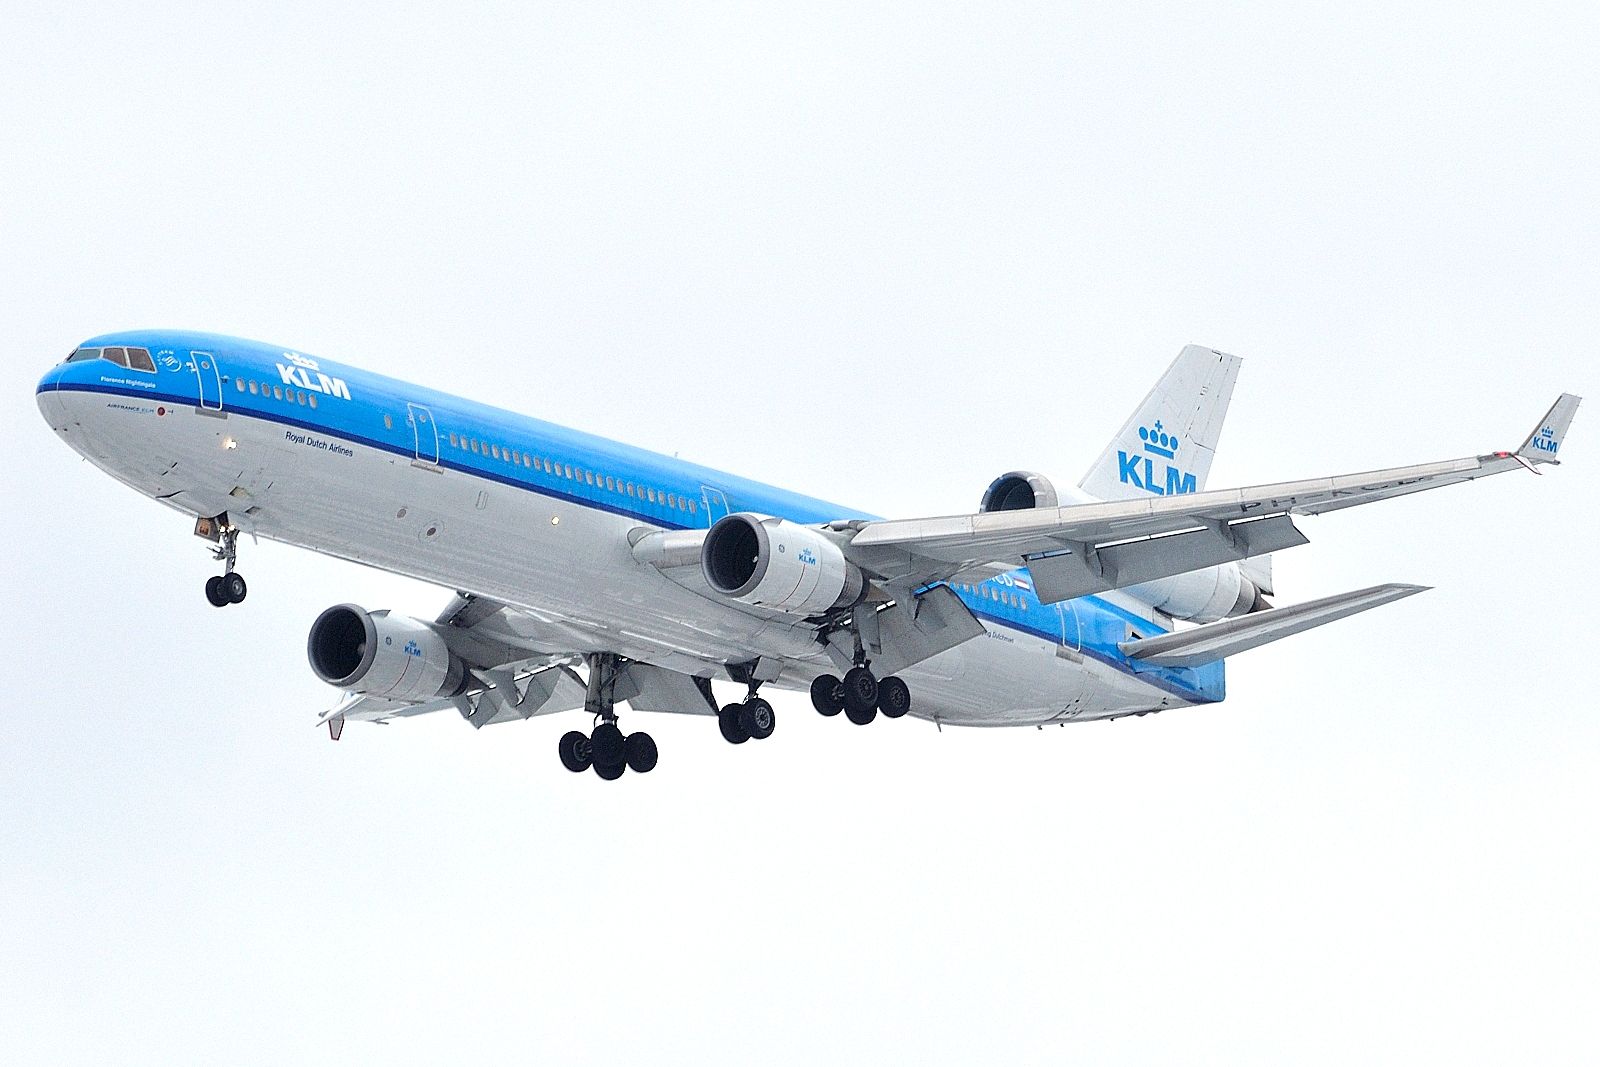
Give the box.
[1516,393,1581,465]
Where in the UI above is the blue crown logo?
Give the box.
[1138,421,1178,459]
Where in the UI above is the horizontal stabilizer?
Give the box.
[1119,583,1428,667]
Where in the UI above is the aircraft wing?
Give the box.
[317,593,724,735]
[843,393,1580,604]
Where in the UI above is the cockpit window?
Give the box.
[102,347,130,368]
[66,347,100,362]
[125,347,156,373]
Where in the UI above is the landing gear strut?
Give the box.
[558,653,657,779]
[201,517,247,607]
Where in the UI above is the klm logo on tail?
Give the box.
[1117,421,1198,496]
[1529,425,1560,456]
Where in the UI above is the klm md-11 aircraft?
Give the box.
[37,333,1580,780]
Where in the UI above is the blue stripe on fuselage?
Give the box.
[45,329,1224,703]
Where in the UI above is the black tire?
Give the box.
[558,730,592,772]
[718,704,750,745]
[205,575,229,607]
[842,666,878,716]
[594,760,625,780]
[740,698,776,740]
[590,721,626,766]
[845,701,877,726]
[810,674,843,716]
[223,572,248,604]
[624,732,658,773]
[877,676,911,719]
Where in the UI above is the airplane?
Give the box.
[36,332,1580,780]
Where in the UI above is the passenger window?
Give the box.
[449,432,458,447]
[524,455,532,468]
[470,439,479,453]
[297,391,306,405]
[382,412,391,427]
[308,394,317,409]
[102,347,129,368]
[586,471,595,485]
[126,348,156,372]
[274,385,285,400]
[688,499,697,515]
[248,381,259,395]
[235,378,246,392]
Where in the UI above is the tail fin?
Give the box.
[1079,345,1241,501]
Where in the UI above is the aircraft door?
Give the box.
[190,351,223,411]
[407,403,439,466]
[1057,600,1082,652]
[701,486,730,527]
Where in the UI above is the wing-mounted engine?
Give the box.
[701,513,866,615]
[980,471,1059,512]
[307,604,468,703]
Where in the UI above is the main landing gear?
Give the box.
[810,665,912,725]
[558,653,657,780]
[201,520,248,607]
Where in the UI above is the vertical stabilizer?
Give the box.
[1078,345,1241,501]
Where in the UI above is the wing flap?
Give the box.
[1026,514,1309,603]
[1119,583,1428,666]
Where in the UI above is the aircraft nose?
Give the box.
[37,362,69,428]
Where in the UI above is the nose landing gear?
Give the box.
[199,517,247,607]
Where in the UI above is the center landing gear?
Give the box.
[558,653,657,780]
[810,665,912,725]
[718,682,777,746]
[200,517,248,607]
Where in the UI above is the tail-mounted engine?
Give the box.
[980,471,1060,512]
[307,604,468,703]
[701,513,866,615]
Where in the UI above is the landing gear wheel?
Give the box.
[222,572,248,604]
[593,759,625,780]
[624,732,658,774]
[740,698,776,740]
[877,676,911,719]
[558,730,592,773]
[842,666,879,718]
[810,675,844,717]
[718,704,751,745]
[204,575,229,607]
[590,721,626,767]
[845,701,877,725]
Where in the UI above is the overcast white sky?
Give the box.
[3,3,1597,1064]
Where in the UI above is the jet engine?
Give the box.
[701,514,865,615]
[307,604,468,702]
[1124,565,1268,623]
[980,471,1059,512]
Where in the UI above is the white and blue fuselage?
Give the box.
[36,331,1222,728]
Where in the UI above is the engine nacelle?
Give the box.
[701,513,866,615]
[307,604,468,703]
[980,471,1060,512]
[1123,564,1267,623]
